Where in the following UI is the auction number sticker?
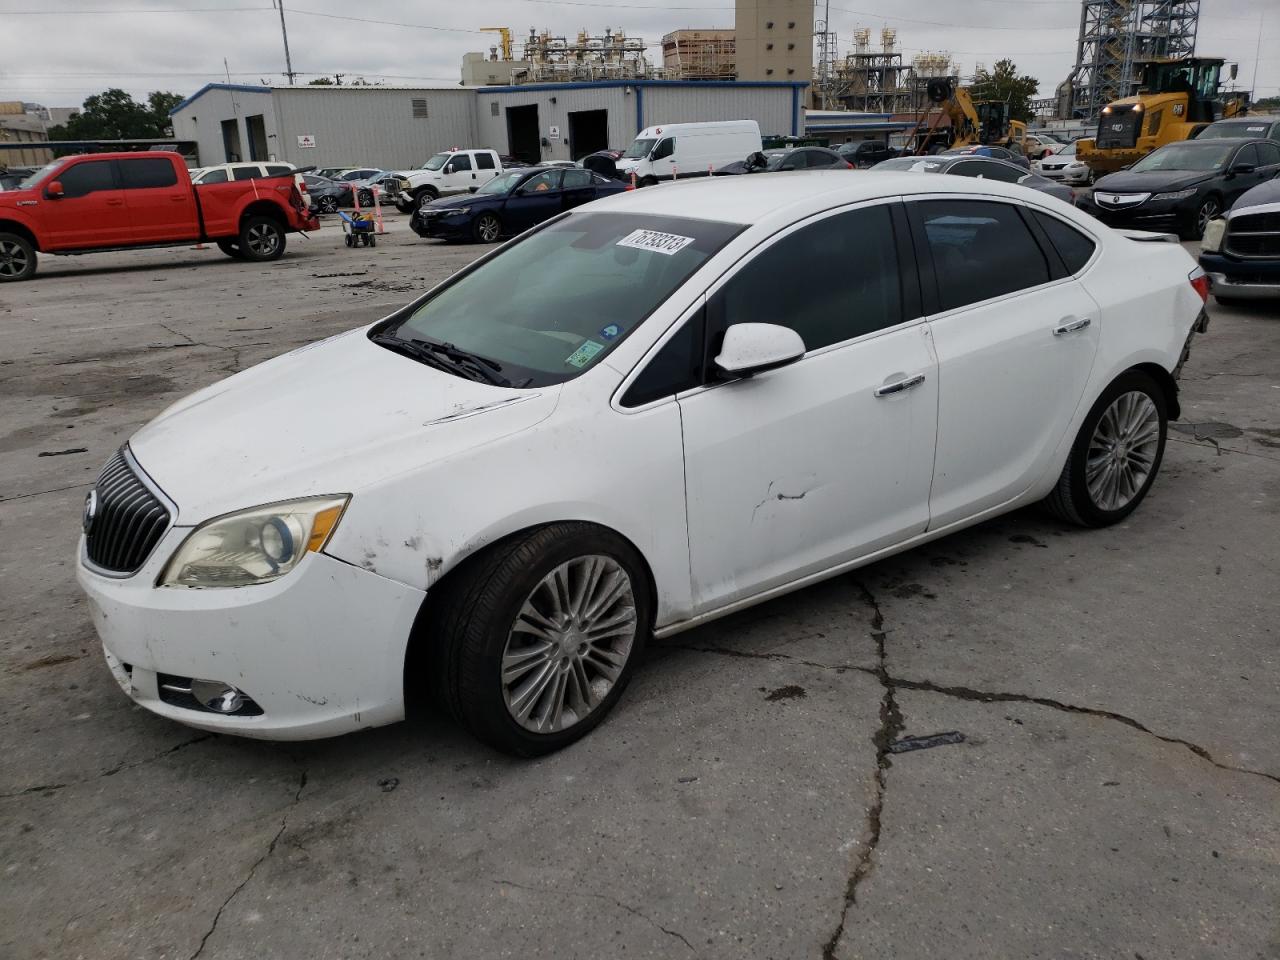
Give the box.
[617,229,694,256]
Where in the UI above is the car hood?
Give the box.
[130,329,559,524]
[1229,177,1280,213]
[1094,169,1212,193]
[0,186,37,207]
[425,193,498,211]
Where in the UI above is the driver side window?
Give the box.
[651,138,674,161]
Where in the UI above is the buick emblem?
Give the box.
[83,490,98,535]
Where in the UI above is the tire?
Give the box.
[472,212,502,244]
[1183,195,1221,241]
[1043,370,1168,528]
[368,235,377,247]
[639,176,658,188]
[414,188,438,210]
[427,523,651,756]
[0,231,37,282]
[318,195,338,214]
[344,234,354,247]
[238,216,286,261]
[357,188,374,207]
[216,239,243,259]
[395,201,415,214]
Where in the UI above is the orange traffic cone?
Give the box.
[628,171,637,191]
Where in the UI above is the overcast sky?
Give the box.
[0,0,1272,110]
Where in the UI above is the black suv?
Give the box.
[837,141,896,169]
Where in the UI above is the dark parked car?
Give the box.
[1194,117,1280,146]
[1199,176,1280,303]
[836,141,896,168]
[303,174,351,213]
[0,166,37,191]
[411,167,627,243]
[870,154,1075,203]
[1077,138,1280,239]
[715,147,851,176]
[940,144,1031,170]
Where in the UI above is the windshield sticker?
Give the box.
[566,340,606,368]
[617,229,695,256]
[599,323,620,340]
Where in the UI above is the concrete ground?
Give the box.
[1,216,1277,960]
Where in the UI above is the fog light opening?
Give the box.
[190,678,248,714]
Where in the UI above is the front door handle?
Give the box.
[875,373,927,397]
[1053,316,1092,336]
[106,198,124,206]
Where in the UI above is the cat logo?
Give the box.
[1111,123,1125,132]
[1173,104,1185,116]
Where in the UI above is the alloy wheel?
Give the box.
[320,196,338,213]
[246,223,280,257]
[1197,198,1220,237]
[0,239,29,278]
[500,555,638,734]
[1085,391,1160,512]
[477,215,500,242]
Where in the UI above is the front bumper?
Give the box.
[77,529,425,740]
[1200,251,1280,300]
[412,212,472,239]
[1077,196,1189,232]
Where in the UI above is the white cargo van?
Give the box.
[616,121,762,185]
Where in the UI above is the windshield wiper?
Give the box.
[370,333,510,387]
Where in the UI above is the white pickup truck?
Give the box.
[393,149,504,212]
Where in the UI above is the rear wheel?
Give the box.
[1043,370,1167,527]
[216,239,243,259]
[427,523,650,756]
[318,195,338,214]
[472,212,502,243]
[0,232,36,282]
[238,216,286,261]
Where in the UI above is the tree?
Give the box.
[46,88,186,141]
[971,59,1040,123]
[308,77,335,85]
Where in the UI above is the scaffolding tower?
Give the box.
[1062,0,1200,120]
[832,29,923,114]
[662,30,735,81]
[512,27,653,84]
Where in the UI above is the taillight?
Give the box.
[1188,267,1210,304]
[845,161,854,169]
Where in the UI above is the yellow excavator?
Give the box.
[1077,57,1247,176]
[905,79,1028,156]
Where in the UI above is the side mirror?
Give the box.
[468,185,479,194]
[46,180,64,199]
[714,323,806,378]
[1230,163,1256,176]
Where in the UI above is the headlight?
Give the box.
[1200,217,1227,253]
[1152,188,1198,202]
[445,206,470,215]
[159,496,349,588]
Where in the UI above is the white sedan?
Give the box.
[77,173,1210,755]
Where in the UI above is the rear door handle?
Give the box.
[106,198,124,206]
[1053,316,1092,335]
[874,373,927,397]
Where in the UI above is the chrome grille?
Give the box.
[1231,211,1280,234]
[85,449,171,574]
[1225,213,1280,258]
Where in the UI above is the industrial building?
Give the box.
[170,80,808,168]
[735,0,813,82]
[0,102,53,166]
[662,30,736,81]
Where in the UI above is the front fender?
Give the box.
[0,209,43,248]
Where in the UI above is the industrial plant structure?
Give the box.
[662,30,736,81]
[1059,0,1202,120]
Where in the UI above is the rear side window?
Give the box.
[916,200,1050,311]
[233,167,260,181]
[1031,211,1097,274]
[200,169,228,183]
[562,169,592,189]
[119,158,178,189]
[622,310,705,407]
[58,160,116,197]
[475,152,496,170]
[950,160,1021,184]
[265,164,292,176]
[714,204,903,353]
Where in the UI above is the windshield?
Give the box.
[1198,122,1268,140]
[422,153,450,171]
[1131,142,1235,172]
[478,171,525,195]
[622,138,657,159]
[18,160,63,189]
[382,212,742,387]
[1057,142,1077,157]
[871,157,944,172]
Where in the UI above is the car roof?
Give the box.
[587,170,1062,226]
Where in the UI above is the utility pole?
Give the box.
[274,0,296,85]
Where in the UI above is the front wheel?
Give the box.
[472,212,501,243]
[238,216,286,261]
[414,188,438,210]
[1184,195,1220,241]
[1043,370,1168,527]
[0,232,37,281]
[216,239,243,259]
[318,195,338,214]
[428,523,650,756]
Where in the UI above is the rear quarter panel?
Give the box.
[195,178,298,238]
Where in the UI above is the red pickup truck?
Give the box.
[0,151,319,281]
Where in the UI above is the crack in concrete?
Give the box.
[0,733,214,800]
[0,481,92,504]
[655,639,851,674]
[156,322,249,374]
[822,582,902,960]
[1169,435,1280,463]
[189,770,308,960]
[492,878,695,951]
